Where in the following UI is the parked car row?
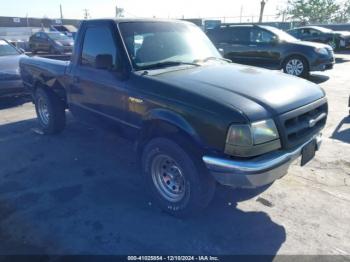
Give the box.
[28,31,74,55]
[207,24,335,77]
[0,39,28,98]
[288,26,350,50]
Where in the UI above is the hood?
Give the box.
[0,54,25,80]
[151,64,325,121]
[334,31,350,38]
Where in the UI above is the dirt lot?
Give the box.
[0,53,349,256]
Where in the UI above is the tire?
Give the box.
[141,137,216,217]
[34,88,66,134]
[283,55,309,78]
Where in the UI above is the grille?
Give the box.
[278,99,328,149]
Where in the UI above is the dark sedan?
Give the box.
[288,26,350,50]
[29,32,74,55]
[0,39,28,98]
[207,25,335,78]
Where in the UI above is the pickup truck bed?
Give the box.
[21,56,69,91]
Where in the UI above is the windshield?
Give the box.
[264,26,298,42]
[47,33,71,41]
[0,40,20,56]
[119,21,221,70]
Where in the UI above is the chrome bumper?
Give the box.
[203,134,322,188]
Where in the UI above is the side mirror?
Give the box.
[95,54,113,70]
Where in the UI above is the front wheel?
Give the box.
[283,56,309,78]
[34,88,66,134]
[141,138,216,217]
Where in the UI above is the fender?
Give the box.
[142,108,203,147]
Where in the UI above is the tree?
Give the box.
[282,0,344,23]
[334,0,350,23]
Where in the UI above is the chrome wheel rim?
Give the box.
[37,96,50,126]
[286,59,304,76]
[151,154,186,203]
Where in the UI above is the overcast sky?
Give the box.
[0,0,289,20]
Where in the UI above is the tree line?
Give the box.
[281,0,350,23]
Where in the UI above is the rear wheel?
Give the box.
[283,56,309,78]
[141,138,216,217]
[34,88,66,134]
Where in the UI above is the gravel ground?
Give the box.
[0,53,349,256]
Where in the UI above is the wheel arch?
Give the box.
[32,77,68,108]
[137,108,205,157]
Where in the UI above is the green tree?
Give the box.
[334,0,350,23]
[283,0,341,23]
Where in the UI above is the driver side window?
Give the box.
[81,26,119,69]
[309,29,321,37]
[250,28,275,44]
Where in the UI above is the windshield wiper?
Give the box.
[194,57,232,63]
[138,61,200,71]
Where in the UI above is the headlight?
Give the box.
[315,47,328,56]
[55,41,63,46]
[252,119,279,144]
[225,119,281,157]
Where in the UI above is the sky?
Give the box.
[0,0,289,21]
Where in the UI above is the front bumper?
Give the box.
[203,133,322,188]
[310,58,335,72]
[55,45,73,54]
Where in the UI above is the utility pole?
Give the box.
[115,2,125,18]
[259,0,267,23]
[83,9,90,19]
[60,4,63,20]
[26,13,29,27]
[240,5,243,23]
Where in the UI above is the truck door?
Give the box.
[69,22,131,132]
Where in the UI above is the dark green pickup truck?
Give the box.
[20,19,328,217]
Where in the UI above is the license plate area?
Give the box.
[301,140,316,166]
